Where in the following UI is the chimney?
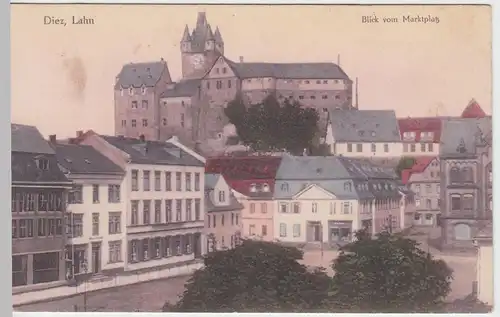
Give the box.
[49,134,56,144]
[76,130,83,138]
[355,77,359,109]
[160,57,164,62]
[239,56,244,63]
[139,134,146,143]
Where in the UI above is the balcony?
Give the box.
[127,220,204,234]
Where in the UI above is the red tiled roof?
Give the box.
[397,117,442,142]
[461,99,487,119]
[228,179,275,198]
[205,156,282,181]
[400,156,437,184]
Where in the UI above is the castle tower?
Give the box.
[180,12,225,79]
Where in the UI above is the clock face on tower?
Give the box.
[190,54,205,70]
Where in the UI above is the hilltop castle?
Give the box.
[114,12,355,155]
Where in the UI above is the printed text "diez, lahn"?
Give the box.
[43,16,95,26]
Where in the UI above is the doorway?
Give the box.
[194,233,201,258]
[91,243,101,274]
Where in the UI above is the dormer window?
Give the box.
[141,86,146,95]
[249,184,257,193]
[35,156,49,171]
[281,183,289,192]
[129,87,134,96]
[344,182,352,192]
[262,183,270,192]
[218,191,226,203]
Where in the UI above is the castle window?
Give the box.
[129,87,134,95]
[131,101,138,109]
[131,119,137,127]
[322,95,328,99]
[142,119,148,127]
[162,118,167,126]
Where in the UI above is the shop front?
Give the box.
[328,220,353,245]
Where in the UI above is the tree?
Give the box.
[396,156,416,178]
[223,95,319,155]
[330,230,453,312]
[163,239,331,312]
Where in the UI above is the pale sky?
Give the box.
[11,4,491,138]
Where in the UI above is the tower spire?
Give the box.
[196,11,207,27]
[181,24,191,42]
[214,26,223,43]
[206,24,215,40]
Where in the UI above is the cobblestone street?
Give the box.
[14,275,190,312]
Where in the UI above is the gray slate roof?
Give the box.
[275,155,352,180]
[328,109,401,142]
[12,152,70,184]
[114,60,170,89]
[440,117,492,158]
[54,143,125,175]
[226,59,350,80]
[274,179,360,200]
[101,135,204,167]
[160,79,201,98]
[12,124,55,154]
[204,173,221,190]
[338,156,397,180]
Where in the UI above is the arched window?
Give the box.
[461,167,474,183]
[450,167,460,183]
[454,223,471,240]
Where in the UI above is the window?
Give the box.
[131,170,139,191]
[185,173,192,191]
[347,143,353,152]
[384,143,389,152]
[279,223,287,237]
[249,224,255,235]
[154,238,161,258]
[343,202,350,214]
[426,184,432,193]
[207,215,211,228]
[90,184,100,203]
[180,113,185,128]
[12,255,28,287]
[165,199,172,223]
[221,214,225,226]
[92,213,99,236]
[428,143,434,152]
[293,224,301,237]
[162,118,167,126]
[462,194,474,211]
[312,202,318,213]
[37,192,47,212]
[218,190,226,203]
[130,241,138,262]
[154,200,162,223]
[131,200,139,225]
[454,223,471,240]
[11,220,17,238]
[261,225,267,236]
[437,198,441,208]
[261,203,267,213]
[344,182,352,191]
[330,202,336,214]
[462,167,474,183]
[132,101,138,108]
[142,100,148,109]
[410,144,416,152]
[279,203,288,213]
[291,202,300,214]
[22,193,36,212]
[68,185,83,204]
[194,199,201,220]
[194,173,200,191]
[142,119,148,127]
[250,203,255,213]
[186,199,192,221]
[310,95,316,99]
[108,185,121,203]
[356,144,363,152]
[281,183,289,192]
[415,198,420,207]
[143,171,150,191]
[322,95,328,100]
[235,214,239,225]
[33,252,59,284]
[212,215,217,228]
[164,172,172,191]
[414,213,421,220]
[154,171,161,191]
[72,214,83,237]
[143,200,151,225]
[421,143,426,152]
[164,236,172,257]
[223,67,227,74]
[108,241,122,263]
[451,195,461,211]
[371,143,376,152]
[176,199,182,221]
[415,184,420,193]
[142,239,150,260]
[299,95,304,100]
[426,199,431,209]
[206,81,210,89]
[425,213,433,220]
[176,172,182,191]
[109,212,121,234]
[131,119,137,127]
[403,143,408,152]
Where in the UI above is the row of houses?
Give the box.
[207,155,416,247]
[319,99,488,164]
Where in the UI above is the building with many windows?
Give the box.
[205,156,282,241]
[324,109,402,164]
[204,173,243,251]
[439,117,492,250]
[401,157,441,227]
[77,132,206,272]
[11,124,72,292]
[51,139,126,279]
